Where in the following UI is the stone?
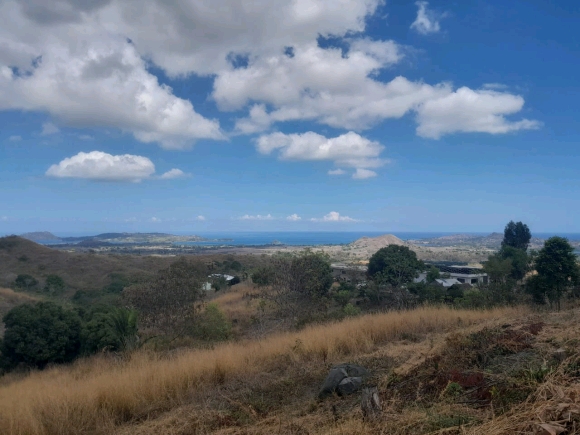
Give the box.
[318,367,348,399]
[336,376,362,396]
[318,364,370,399]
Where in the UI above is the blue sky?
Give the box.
[1,0,579,235]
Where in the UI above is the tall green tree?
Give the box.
[502,221,532,251]
[529,237,579,309]
[1,302,82,370]
[368,245,424,287]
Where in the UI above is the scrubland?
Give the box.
[0,305,529,435]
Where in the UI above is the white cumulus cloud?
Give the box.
[257,131,387,179]
[239,214,273,220]
[311,211,357,222]
[415,87,542,138]
[0,0,540,154]
[352,168,377,179]
[160,168,190,179]
[150,217,161,223]
[196,215,206,221]
[45,150,188,182]
[286,213,301,221]
[410,1,444,35]
[328,168,346,175]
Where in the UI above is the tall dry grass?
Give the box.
[0,305,524,435]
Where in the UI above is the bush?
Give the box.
[14,274,38,291]
[343,303,361,317]
[1,302,82,370]
[191,303,231,342]
[81,307,138,354]
[44,274,65,294]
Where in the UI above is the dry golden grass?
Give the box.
[0,305,523,435]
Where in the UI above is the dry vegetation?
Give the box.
[0,305,524,435]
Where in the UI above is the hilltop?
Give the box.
[20,232,61,242]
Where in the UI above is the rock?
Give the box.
[336,376,362,396]
[318,367,348,399]
[318,364,369,399]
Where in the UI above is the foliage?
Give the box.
[367,245,424,287]
[251,266,275,287]
[81,307,138,354]
[123,258,206,338]
[1,302,82,370]
[426,266,440,283]
[484,254,514,285]
[190,303,232,341]
[342,303,361,317]
[104,273,132,294]
[500,245,530,281]
[14,274,38,291]
[44,274,65,294]
[502,220,532,251]
[408,282,446,304]
[527,237,579,308]
[333,290,354,307]
[261,250,333,319]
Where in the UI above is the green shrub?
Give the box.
[343,303,361,317]
[1,302,82,370]
[81,307,138,354]
[191,303,232,342]
[44,274,65,294]
[14,274,38,291]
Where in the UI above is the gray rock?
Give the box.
[336,376,362,396]
[318,367,348,399]
[334,363,370,378]
[318,364,369,399]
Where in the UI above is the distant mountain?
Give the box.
[20,231,61,242]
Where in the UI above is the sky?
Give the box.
[1,0,579,235]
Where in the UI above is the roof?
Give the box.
[209,274,235,281]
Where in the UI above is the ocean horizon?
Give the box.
[19,231,580,247]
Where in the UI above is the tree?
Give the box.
[426,266,440,283]
[502,221,532,251]
[44,274,65,294]
[499,245,530,281]
[368,245,424,287]
[81,307,138,354]
[1,302,82,370]
[14,274,38,291]
[261,250,333,320]
[531,237,579,309]
[123,258,206,339]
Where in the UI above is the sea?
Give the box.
[171,231,580,247]
[24,232,580,247]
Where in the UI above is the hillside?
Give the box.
[20,232,61,242]
[0,236,172,296]
[2,303,579,435]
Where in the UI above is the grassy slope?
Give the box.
[0,236,265,299]
[0,305,527,435]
